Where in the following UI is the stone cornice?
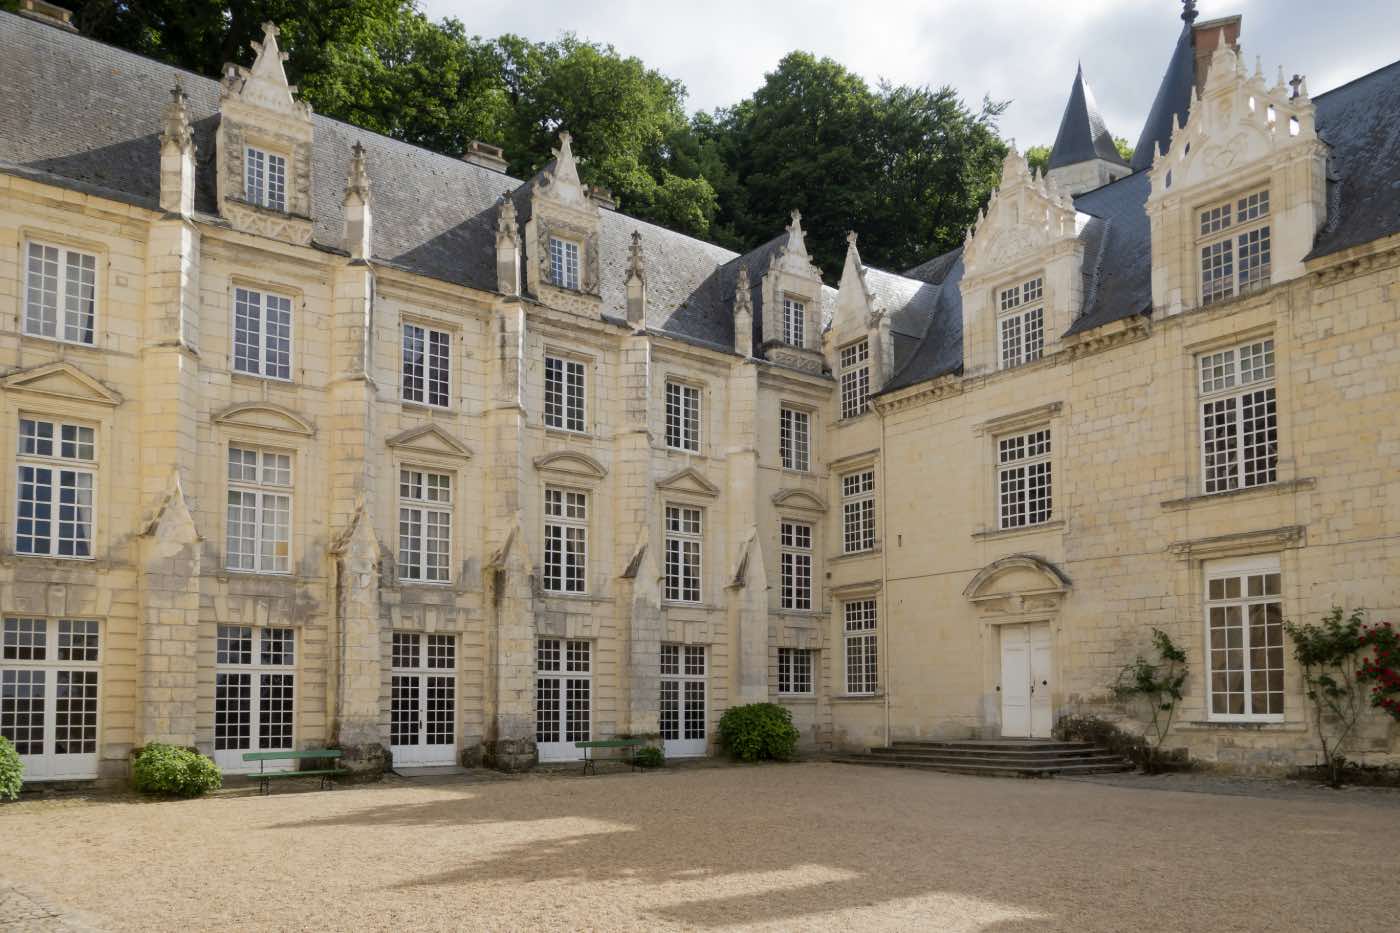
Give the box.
[1166,525,1306,561]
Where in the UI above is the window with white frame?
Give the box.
[543,487,587,593]
[998,276,1045,369]
[226,446,292,573]
[665,381,701,452]
[536,638,591,750]
[24,242,96,345]
[779,406,810,472]
[401,323,450,407]
[244,146,287,212]
[839,340,871,419]
[780,520,813,610]
[782,295,805,347]
[2,618,102,780]
[214,624,295,767]
[997,428,1052,528]
[544,355,587,432]
[1199,188,1271,305]
[660,644,706,750]
[777,647,814,695]
[389,632,456,753]
[841,469,876,554]
[1199,338,1277,494]
[843,600,878,695]
[549,236,581,290]
[664,505,703,603]
[398,469,452,583]
[1205,559,1284,720]
[15,417,95,559]
[232,286,293,380]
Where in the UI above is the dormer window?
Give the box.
[998,277,1044,369]
[244,146,287,212]
[1200,188,1271,305]
[838,340,870,420]
[549,237,580,290]
[782,295,805,347]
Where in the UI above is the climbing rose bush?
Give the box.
[1359,621,1400,720]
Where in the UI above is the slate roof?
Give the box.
[1048,66,1129,170]
[1130,21,1197,172]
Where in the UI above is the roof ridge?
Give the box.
[1311,56,1400,101]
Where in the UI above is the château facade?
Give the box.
[1,2,1397,781]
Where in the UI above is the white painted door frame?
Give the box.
[660,644,707,758]
[389,632,458,767]
[536,638,592,762]
[999,621,1053,739]
[1,618,102,781]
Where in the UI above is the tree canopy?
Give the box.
[55,0,1010,277]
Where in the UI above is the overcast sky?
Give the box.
[419,0,1397,152]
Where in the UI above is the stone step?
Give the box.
[874,745,1111,762]
[888,740,1095,753]
[832,755,1134,777]
[857,752,1129,769]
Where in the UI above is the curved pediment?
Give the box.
[656,466,720,498]
[771,488,827,513]
[213,402,314,437]
[533,450,607,479]
[1,361,123,407]
[963,553,1071,602]
[387,423,472,458]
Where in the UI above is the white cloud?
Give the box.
[421,0,1398,151]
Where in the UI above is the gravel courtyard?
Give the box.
[3,762,1398,932]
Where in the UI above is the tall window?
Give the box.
[16,417,95,559]
[1199,338,1277,494]
[997,428,1052,528]
[544,355,586,432]
[226,446,291,573]
[1,618,101,780]
[660,644,707,751]
[543,487,587,593]
[782,295,805,347]
[244,146,287,212]
[1205,560,1284,720]
[402,323,450,407]
[844,600,878,695]
[839,340,871,419]
[841,470,876,554]
[233,286,292,380]
[777,647,814,696]
[664,505,702,603]
[390,632,456,754]
[549,237,580,289]
[398,469,452,583]
[24,242,96,345]
[214,625,294,766]
[536,638,591,750]
[780,520,813,611]
[1200,189,1271,305]
[779,406,810,472]
[998,276,1044,369]
[665,381,701,452]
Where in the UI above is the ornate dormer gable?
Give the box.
[760,210,824,374]
[522,131,602,312]
[158,79,195,216]
[216,22,315,245]
[827,232,893,391]
[959,147,1090,377]
[1146,35,1328,315]
[624,230,647,328]
[342,142,372,261]
[733,265,754,358]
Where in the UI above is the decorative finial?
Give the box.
[846,231,858,247]
[1181,0,1198,24]
[737,264,750,293]
[627,230,645,280]
[788,209,802,230]
[1289,74,1305,99]
[345,142,371,199]
[160,74,193,150]
[496,191,518,237]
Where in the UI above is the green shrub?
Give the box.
[0,736,22,800]
[131,743,222,798]
[634,746,664,769]
[717,703,799,762]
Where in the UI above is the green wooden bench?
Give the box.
[243,749,349,795]
[575,738,645,775]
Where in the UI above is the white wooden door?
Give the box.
[660,644,707,757]
[213,625,296,773]
[999,624,1031,738]
[536,638,591,762]
[1029,622,1053,738]
[389,633,457,767]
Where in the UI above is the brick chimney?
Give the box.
[463,140,509,173]
[18,0,79,31]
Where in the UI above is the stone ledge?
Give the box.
[1175,720,1308,733]
[1160,477,1316,511]
[971,519,1066,541]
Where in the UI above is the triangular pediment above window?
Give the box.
[213,401,314,436]
[533,450,607,479]
[771,488,827,513]
[656,467,720,498]
[1,361,123,407]
[387,423,472,458]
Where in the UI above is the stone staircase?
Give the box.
[833,738,1134,778]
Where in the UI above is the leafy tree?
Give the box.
[1112,628,1188,773]
[1285,607,1368,787]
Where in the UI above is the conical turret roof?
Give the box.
[1047,64,1128,170]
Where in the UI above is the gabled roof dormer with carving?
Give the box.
[959,148,1090,377]
[216,21,315,245]
[756,211,825,374]
[517,131,602,314]
[826,232,894,391]
[1146,35,1329,316]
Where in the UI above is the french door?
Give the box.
[213,625,296,772]
[1,618,100,781]
[661,644,707,757]
[390,632,457,767]
[536,638,591,762]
